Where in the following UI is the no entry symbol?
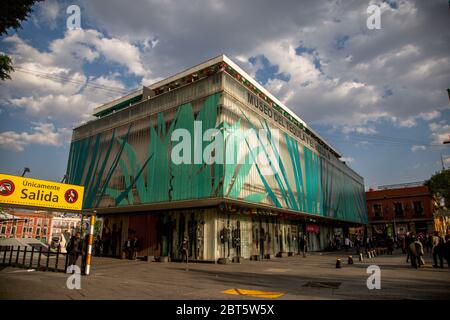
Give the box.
[65,189,78,203]
[0,180,15,196]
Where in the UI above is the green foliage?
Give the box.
[0,54,14,80]
[0,0,44,35]
[0,0,43,81]
[426,169,450,207]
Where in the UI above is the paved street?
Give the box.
[0,250,449,300]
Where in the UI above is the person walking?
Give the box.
[123,236,132,259]
[409,235,421,269]
[432,231,444,268]
[414,237,425,267]
[66,232,82,272]
[344,237,350,251]
[444,235,450,269]
[386,237,394,255]
[181,232,189,263]
[94,235,103,257]
[131,235,140,260]
[405,232,414,263]
[299,235,307,258]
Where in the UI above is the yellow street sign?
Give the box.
[222,288,284,299]
[0,173,84,211]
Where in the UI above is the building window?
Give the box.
[394,202,403,217]
[36,227,41,235]
[0,224,6,234]
[38,218,42,226]
[373,204,383,217]
[11,226,16,235]
[413,201,424,216]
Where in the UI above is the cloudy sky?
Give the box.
[0,0,449,189]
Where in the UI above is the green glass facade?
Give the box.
[66,57,367,260]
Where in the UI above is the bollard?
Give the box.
[367,251,371,259]
[336,258,342,268]
[348,256,354,265]
[85,214,96,275]
[373,250,376,257]
[359,253,364,262]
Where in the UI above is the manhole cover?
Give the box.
[302,281,341,289]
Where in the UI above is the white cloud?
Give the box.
[411,145,426,152]
[342,126,377,135]
[36,0,60,29]
[398,118,417,128]
[429,122,450,144]
[1,29,152,126]
[444,155,450,166]
[1,0,449,153]
[0,123,71,152]
[419,110,440,121]
[340,157,354,163]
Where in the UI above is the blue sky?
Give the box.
[0,0,449,189]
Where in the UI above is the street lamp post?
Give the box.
[21,167,30,177]
[443,134,450,145]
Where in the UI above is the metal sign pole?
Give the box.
[85,214,95,275]
[80,211,84,236]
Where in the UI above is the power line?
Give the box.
[325,133,443,148]
[13,67,131,96]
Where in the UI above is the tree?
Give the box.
[0,0,44,81]
[0,54,14,80]
[425,169,450,207]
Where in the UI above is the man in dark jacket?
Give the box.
[444,235,450,269]
[131,236,140,260]
[405,232,414,263]
[299,235,307,257]
[432,231,445,268]
[67,232,83,268]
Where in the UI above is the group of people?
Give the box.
[328,235,364,253]
[404,231,450,269]
[66,232,84,272]
[66,232,141,272]
[92,234,140,260]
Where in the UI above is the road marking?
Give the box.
[264,268,289,273]
[9,269,35,273]
[222,288,284,299]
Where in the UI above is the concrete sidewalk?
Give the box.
[0,250,449,300]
